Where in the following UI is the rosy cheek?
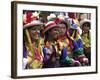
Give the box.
[62,29,65,31]
[36,30,40,33]
[32,30,39,33]
[31,31,36,34]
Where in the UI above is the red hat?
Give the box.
[23,12,33,25]
[47,13,56,21]
[44,21,58,33]
[24,20,43,29]
[23,12,43,29]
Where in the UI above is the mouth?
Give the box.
[53,33,59,39]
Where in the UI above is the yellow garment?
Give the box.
[82,33,91,48]
[27,38,44,69]
[39,38,44,46]
[38,38,44,57]
[56,38,71,55]
[27,50,42,69]
[74,19,80,27]
[30,59,42,69]
[60,39,69,48]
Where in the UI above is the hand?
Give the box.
[70,37,74,41]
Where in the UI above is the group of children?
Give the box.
[23,12,91,69]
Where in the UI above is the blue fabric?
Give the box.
[43,47,47,56]
[60,48,68,61]
[73,39,83,50]
[72,24,78,29]
[42,47,51,61]
[23,45,27,58]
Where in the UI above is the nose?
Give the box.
[55,30,60,34]
[58,29,63,33]
[32,30,40,35]
[36,30,39,32]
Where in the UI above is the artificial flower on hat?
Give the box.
[43,13,59,33]
[23,12,33,25]
[23,11,44,29]
[47,13,56,21]
[56,13,71,29]
[57,13,65,21]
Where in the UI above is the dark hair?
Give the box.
[81,30,90,40]
[82,22,91,29]
[81,22,91,39]
[59,20,69,29]
[44,28,54,43]
[44,31,49,43]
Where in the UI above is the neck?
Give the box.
[32,39,40,48]
[48,37,57,42]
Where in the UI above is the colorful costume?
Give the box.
[23,11,44,69]
[23,42,28,69]
[43,42,59,68]
[80,19,91,65]
[68,23,88,65]
[43,20,60,68]
[27,38,44,69]
[55,16,81,67]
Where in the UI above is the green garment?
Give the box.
[65,56,73,64]
[74,48,84,56]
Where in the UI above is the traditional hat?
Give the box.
[44,21,58,33]
[56,13,71,28]
[80,19,91,29]
[23,12,33,25]
[24,20,43,29]
[23,12,44,29]
[57,14,65,20]
[47,13,56,21]
[57,20,71,30]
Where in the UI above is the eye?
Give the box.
[31,28,36,30]
[54,29,58,31]
[31,30,36,33]
[31,29,35,31]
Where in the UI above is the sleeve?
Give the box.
[60,48,68,61]
[43,47,47,56]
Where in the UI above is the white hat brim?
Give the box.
[24,20,43,29]
[80,19,91,28]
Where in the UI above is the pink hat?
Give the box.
[24,20,43,29]
[44,21,58,33]
[23,12,43,29]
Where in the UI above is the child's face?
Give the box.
[48,27,59,40]
[28,26,42,40]
[83,23,90,33]
[58,24,67,36]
